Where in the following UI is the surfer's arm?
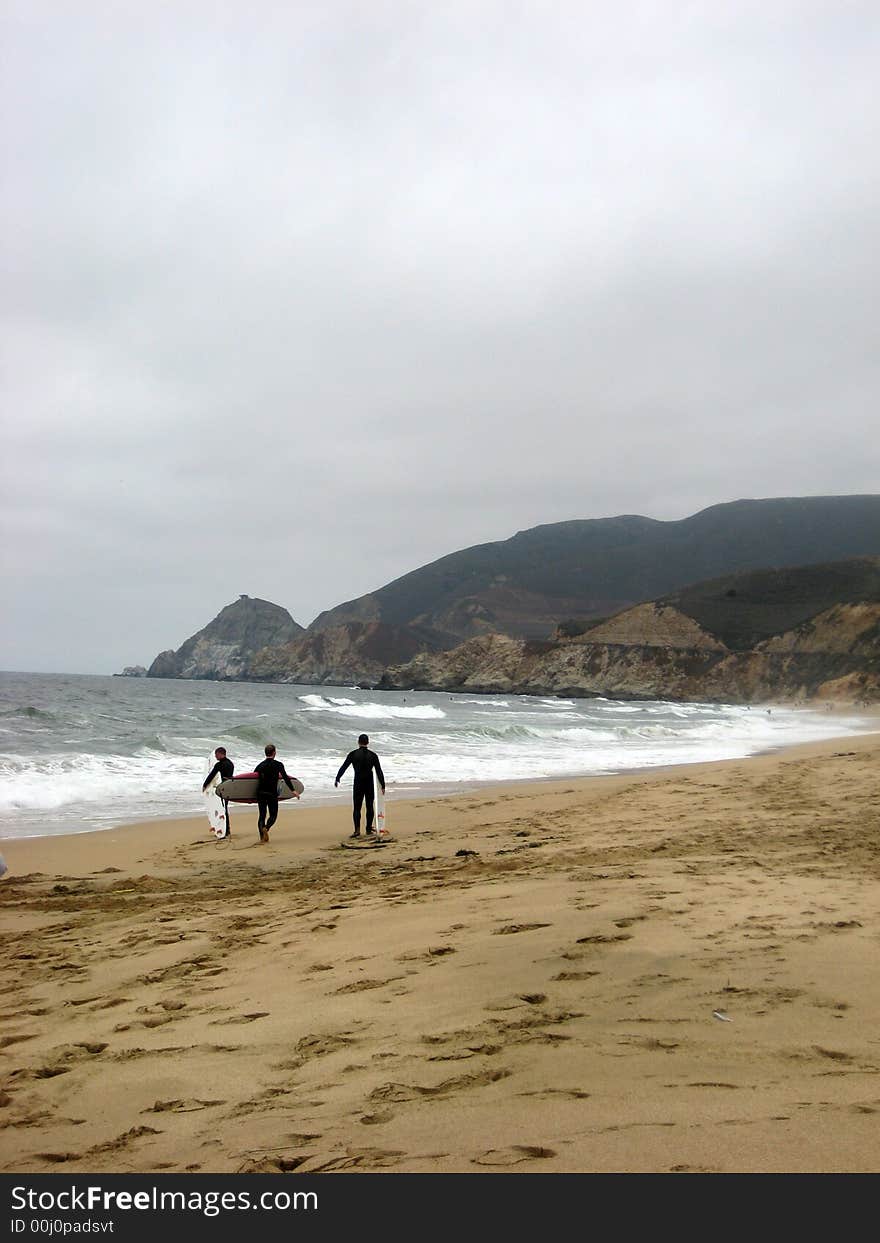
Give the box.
[334,754,352,786]
[279,763,297,794]
[374,756,386,793]
[202,762,220,790]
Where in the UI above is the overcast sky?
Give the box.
[2,1,878,674]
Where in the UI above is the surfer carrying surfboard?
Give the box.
[203,747,234,838]
[335,734,386,838]
[254,744,300,843]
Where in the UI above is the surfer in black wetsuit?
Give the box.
[335,734,386,838]
[203,747,234,838]
[255,744,299,843]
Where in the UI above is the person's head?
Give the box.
[264,744,276,757]
[358,734,369,747]
[214,747,226,759]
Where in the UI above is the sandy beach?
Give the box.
[1,731,879,1175]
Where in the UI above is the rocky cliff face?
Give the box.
[378,601,880,705]
[249,621,447,686]
[147,595,304,680]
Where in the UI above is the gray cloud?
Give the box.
[2,1,878,672]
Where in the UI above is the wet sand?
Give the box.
[2,732,879,1173]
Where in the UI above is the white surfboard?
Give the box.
[203,755,228,839]
[375,777,388,837]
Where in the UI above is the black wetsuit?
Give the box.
[335,747,385,834]
[203,756,234,836]
[255,757,295,836]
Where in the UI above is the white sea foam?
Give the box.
[0,752,199,813]
[346,702,447,720]
[455,699,511,708]
[299,693,445,721]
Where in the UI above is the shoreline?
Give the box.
[2,730,880,1173]
[3,704,879,849]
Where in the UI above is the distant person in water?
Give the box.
[335,734,385,838]
[203,746,234,838]
[255,744,299,843]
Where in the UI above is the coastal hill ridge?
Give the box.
[310,494,880,644]
[139,496,880,702]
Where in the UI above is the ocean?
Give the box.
[0,670,875,841]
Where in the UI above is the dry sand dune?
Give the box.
[1,733,879,1174]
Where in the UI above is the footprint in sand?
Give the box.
[143,1099,226,1113]
[10,1042,108,1081]
[813,1046,854,1062]
[472,1145,556,1166]
[518,1088,590,1100]
[493,923,552,935]
[0,1033,39,1049]
[334,977,405,994]
[209,1012,270,1026]
[114,1016,172,1032]
[428,1047,502,1062]
[35,1125,163,1165]
[303,1149,406,1172]
[236,1155,310,1174]
[396,946,457,963]
[272,1033,355,1070]
[369,1069,511,1103]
